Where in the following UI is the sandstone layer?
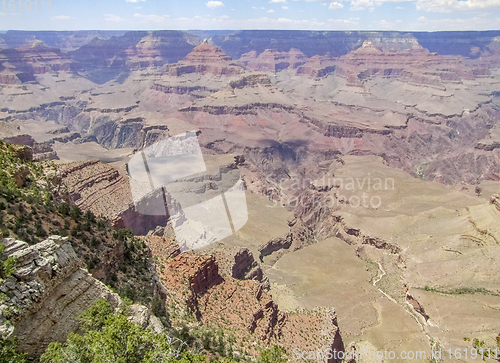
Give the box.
[0,236,120,358]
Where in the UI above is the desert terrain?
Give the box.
[1,29,500,362]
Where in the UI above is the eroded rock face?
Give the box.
[69,31,194,72]
[59,159,132,218]
[232,248,263,281]
[296,54,337,77]
[0,236,120,358]
[59,159,167,235]
[239,48,308,72]
[0,42,75,84]
[0,30,127,52]
[152,244,344,356]
[165,40,244,76]
[335,40,480,90]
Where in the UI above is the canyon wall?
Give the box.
[0,236,121,358]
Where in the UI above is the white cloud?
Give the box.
[267,9,276,12]
[270,0,287,2]
[135,6,142,9]
[125,0,145,2]
[349,0,375,11]
[291,0,500,13]
[0,12,5,16]
[283,5,289,8]
[86,11,499,32]
[103,14,125,22]
[206,1,224,8]
[327,17,360,24]
[329,2,344,9]
[133,13,168,22]
[416,0,500,13]
[291,0,415,11]
[161,15,329,29]
[374,19,397,28]
[409,14,500,29]
[52,15,74,20]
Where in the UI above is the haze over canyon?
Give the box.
[1,29,500,362]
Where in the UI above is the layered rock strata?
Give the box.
[0,236,120,358]
[164,40,244,76]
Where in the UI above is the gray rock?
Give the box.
[0,235,164,360]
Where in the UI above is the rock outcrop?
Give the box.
[0,236,121,358]
[211,30,500,59]
[0,41,74,84]
[164,40,244,76]
[69,31,194,72]
[152,246,343,356]
[335,39,480,90]
[296,54,337,77]
[232,248,263,281]
[58,159,166,235]
[239,48,308,72]
[182,73,294,114]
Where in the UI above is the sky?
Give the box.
[0,0,500,31]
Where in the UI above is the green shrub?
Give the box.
[257,345,287,363]
[56,203,70,216]
[41,299,210,363]
[69,206,82,221]
[0,244,16,279]
[0,336,27,363]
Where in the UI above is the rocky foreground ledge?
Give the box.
[0,236,163,359]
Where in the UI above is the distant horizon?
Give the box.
[1,0,499,32]
[1,29,500,33]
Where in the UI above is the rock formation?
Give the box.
[58,159,167,235]
[0,236,120,358]
[164,40,244,76]
[0,41,74,84]
[146,237,344,359]
[296,54,337,77]
[334,39,479,89]
[232,248,263,281]
[0,30,127,52]
[182,73,293,114]
[69,31,194,72]
[239,48,308,72]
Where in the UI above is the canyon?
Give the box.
[1,29,500,362]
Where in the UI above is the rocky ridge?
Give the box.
[164,40,244,77]
[0,235,166,359]
[0,236,120,357]
[0,41,74,85]
[58,159,167,235]
[239,48,308,72]
[146,237,344,361]
[69,31,195,74]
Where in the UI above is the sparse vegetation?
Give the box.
[420,286,500,297]
[40,299,215,363]
[0,336,27,363]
